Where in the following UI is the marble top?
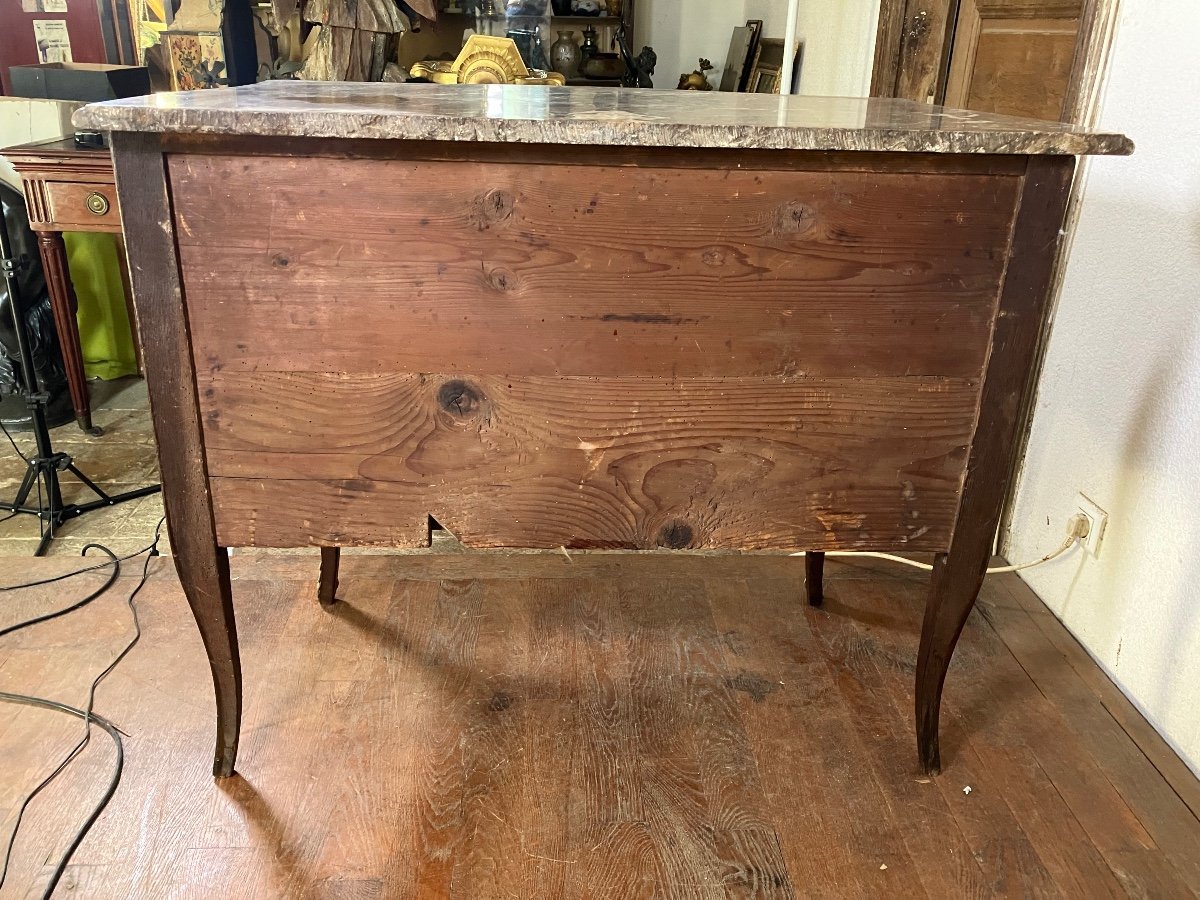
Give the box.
[73,82,1132,156]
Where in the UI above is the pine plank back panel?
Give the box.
[167,149,1023,552]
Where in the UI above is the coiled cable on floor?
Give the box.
[0,518,164,899]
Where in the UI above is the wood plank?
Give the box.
[798,578,1006,897]
[709,575,939,897]
[161,135,1030,176]
[991,575,1200,826]
[170,154,1019,379]
[889,569,1194,896]
[200,372,977,551]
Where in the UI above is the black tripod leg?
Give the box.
[66,463,110,501]
[11,463,38,508]
[34,465,66,558]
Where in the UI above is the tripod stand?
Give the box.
[1,203,160,556]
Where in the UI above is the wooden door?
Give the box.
[944,0,1086,120]
[872,0,959,105]
[874,0,1092,121]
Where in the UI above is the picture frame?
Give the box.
[750,64,780,94]
[790,41,804,93]
[163,29,228,90]
[719,18,761,92]
[747,37,784,95]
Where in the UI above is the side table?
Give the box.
[4,137,138,434]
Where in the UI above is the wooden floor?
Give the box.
[1,549,1198,898]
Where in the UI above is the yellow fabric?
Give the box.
[63,232,138,381]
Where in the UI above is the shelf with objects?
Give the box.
[410,0,649,87]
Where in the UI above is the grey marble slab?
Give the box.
[73,82,1132,156]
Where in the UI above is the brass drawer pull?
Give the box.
[85,191,111,216]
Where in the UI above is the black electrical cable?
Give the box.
[0,517,165,899]
[0,545,120,639]
[0,694,123,895]
[0,540,163,592]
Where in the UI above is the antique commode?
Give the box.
[74,83,1131,778]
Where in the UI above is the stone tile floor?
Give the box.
[0,377,167,557]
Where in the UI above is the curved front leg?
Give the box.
[805,551,825,607]
[911,156,1076,774]
[915,551,989,775]
[176,542,241,777]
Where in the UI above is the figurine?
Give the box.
[280,0,437,82]
[614,22,654,88]
[678,58,714,91]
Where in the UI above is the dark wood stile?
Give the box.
[109,131,242,777]
[915,154,1075,774]
[805,551,824,607]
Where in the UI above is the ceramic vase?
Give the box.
[551,30,581,77]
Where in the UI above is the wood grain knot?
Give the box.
[437,379,484,419]
[472,188,515,230]
[271,254,289,268]
[701,248,726,267]
[488,268,516,292]
[657,521,694,549]
[488,692,514,713]
[774,201,817,235]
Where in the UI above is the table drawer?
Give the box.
[42,180,121,229]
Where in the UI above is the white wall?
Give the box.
[635,0,751,90]
[745,0,878,96]
[0,98,80,189]
[1006,2,1200,774]
[636,0,877,96]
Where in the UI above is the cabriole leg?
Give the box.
[915,550,989,775]
[319,547,340,607]
[176,545,241,777]
[805,551,825,607]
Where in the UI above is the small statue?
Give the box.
[678,58,714,91]
[282,0,437,82]
[615,23,655,88]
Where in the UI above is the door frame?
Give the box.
[871,0,1125,554]
[997,0,1124,551]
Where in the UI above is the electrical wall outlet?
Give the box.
[1075,494,1108,557]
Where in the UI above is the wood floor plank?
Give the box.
[801,578,988,900]
[977,577,1200,893]
[709,574,933,899]
[825,575,1111,897]
[985,576,1200,883]
[1,553,1199,898]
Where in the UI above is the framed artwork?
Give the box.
[751,64,780,94]
[748,37,784,94]
[720,19,761,92]
[164,29,227,90]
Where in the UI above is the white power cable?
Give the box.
[789,514,1090,575]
